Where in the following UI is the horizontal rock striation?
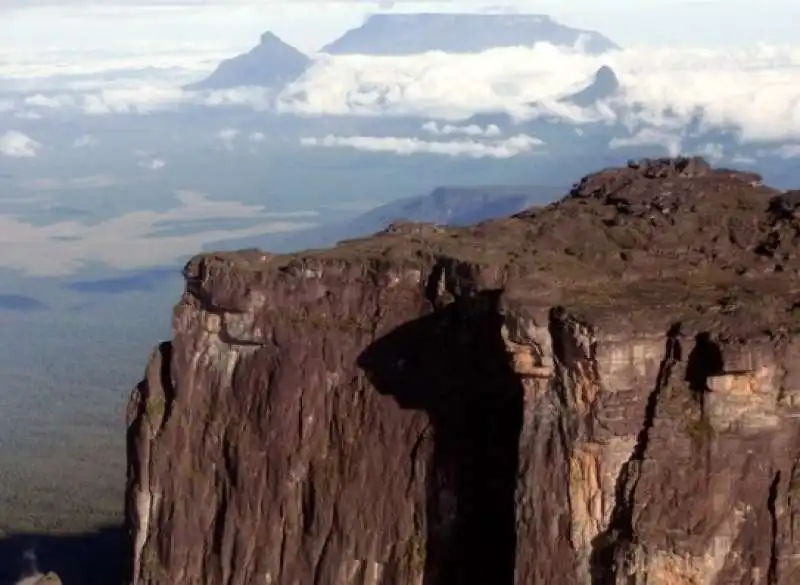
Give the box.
[127,157,800,585]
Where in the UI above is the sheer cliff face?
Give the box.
[128,158,800,585]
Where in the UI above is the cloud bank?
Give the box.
[300,133,542,158]
[3,42,800,146]
[278,44,800,143]
[421,120,502,137]
[22,174,118,190]
[0,190,317,276]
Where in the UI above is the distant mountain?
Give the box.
[67,267,180,295]
[562,65,620,108]
[184,32,310,91]
[277,184,565,251]
[0,294,47,312]
[320,13,618,55]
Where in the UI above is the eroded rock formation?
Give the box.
[127,157,800,585]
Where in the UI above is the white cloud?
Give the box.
[23,174,118,190]
[9,86,193,115]
[24,93,63,108]
[0,130,42,157]
[198,86,274,109]
[14,111,42,119]
[72,134,97,148]
[216,127,239,150]
[216,127,239,140]
[273,46,614,120]
[769,144,800,159]
[609,128,683,157]
[1,46,233,85]
[300,133,543,158]
[0,189,318,276]
[248,131,265,142]
[0,85,275,117]
[732,154,757,165]
[138,157,165,170]
[421,120,502,137]
[696,142,726,162]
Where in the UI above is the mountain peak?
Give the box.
[184,31,310,91]
[562,65,621,108]
[593,65,619,87]
[320,12,618,55]
[260,31,284,45]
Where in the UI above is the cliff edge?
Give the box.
[126,157,800,585]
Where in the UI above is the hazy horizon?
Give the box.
[1,0,797,54]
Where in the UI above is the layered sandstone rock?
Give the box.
[126,157,800,585]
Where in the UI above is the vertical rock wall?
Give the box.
[127,159,800,585]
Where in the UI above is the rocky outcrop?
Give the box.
[127,157,800,585]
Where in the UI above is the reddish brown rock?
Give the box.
[127,157,800,585]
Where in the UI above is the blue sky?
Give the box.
[0,0,796,55]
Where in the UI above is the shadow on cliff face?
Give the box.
[358,290,523,585]
[0,524,124,585]
[685,331,724,404]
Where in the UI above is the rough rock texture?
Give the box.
[127,157,800,585]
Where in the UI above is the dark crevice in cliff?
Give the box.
[631,324,681,462]
[423,262,446,304]
[222,440,238,489]
[547,306,573,413]
[548,306,578,365]
[685,332,720,471]
[210,491,229,584]
[157,341,176,431]
[358,289,523,585]
[685,331,723,415]
[589,322,683,585]
[768,470,781,585]
[311,522,335,585]
[218,331,267,347]
[408,424,433,493]
[302,471,317,534]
